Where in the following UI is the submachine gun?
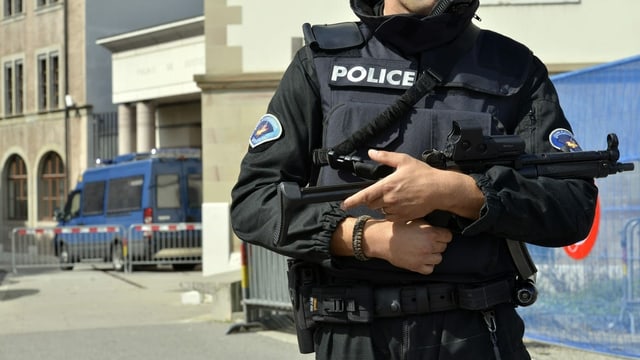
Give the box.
[280,121,635,206]
[278,121,635,309]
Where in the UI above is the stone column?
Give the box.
[136,101,156,153]
[117,103,135,155]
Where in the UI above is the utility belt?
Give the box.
[311,280,513,322]
[287,260,534,353]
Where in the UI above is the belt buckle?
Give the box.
[324,298,345,313]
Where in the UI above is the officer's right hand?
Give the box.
[363,218,452,275]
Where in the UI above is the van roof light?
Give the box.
[95,158,113,166]
[149,148,201,159]
[92,148,201,166]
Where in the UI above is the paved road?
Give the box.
[0,266,631,359]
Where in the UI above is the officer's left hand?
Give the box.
[342,149,484,222]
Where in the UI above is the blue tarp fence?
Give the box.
[518,55,640,358]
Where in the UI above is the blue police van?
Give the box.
[54,148,202,271]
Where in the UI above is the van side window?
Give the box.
[82,181,105,215]
[107,176,143,213]
[188,174,202,208]
[157,174,180,209]
[68,191,81,219]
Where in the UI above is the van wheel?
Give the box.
[111,243,125,272]
[59,244,74,271]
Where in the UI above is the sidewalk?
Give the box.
[0,266,632,359]
[0,265,223,335]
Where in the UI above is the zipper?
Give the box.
[527,107,537,152]
[402,318,410,360]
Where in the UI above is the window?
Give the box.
[37,54,47,110]
[49,54,59,109]
[107,176,143,213]
[3,0,23,17]
[82,181,105,215]
[15,59,23,113]
[3,59,24,116]
[156,174,180,209]
[66,191,80,219]
[36,0,58,8]
[37,52,59,111]
[38,152,66,220]
[4,62,12,115]
[187,174,202,208]
[6,155,28,220]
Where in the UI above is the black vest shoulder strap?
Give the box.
[302,22,365,51]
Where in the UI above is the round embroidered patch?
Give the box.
[249,114,283,148]
[549,128,582,152]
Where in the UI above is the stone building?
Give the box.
[0,0,202,243]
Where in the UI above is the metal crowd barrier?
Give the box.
[126,223,202,272]
[619,218,640,334]
[7,223,202,273]
[228,242,292,334]
[10,225,125,273]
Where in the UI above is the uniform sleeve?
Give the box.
[230,48,348,263]
[459,58,599,247]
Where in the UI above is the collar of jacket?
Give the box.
[350,0,479,55]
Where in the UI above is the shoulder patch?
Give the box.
[549,128,582,152]
[249,114,282,148]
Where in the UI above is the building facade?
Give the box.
[0,0,203,245]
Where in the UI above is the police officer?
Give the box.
[231,0,598,359]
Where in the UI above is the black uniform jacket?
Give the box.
[230,0,598,285]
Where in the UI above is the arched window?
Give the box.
[39,152,66,220]
[6,155,28,220]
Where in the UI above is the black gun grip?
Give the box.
[353,162,394,180]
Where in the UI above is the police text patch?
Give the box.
[249,114,282,148]
[329,58,416,90]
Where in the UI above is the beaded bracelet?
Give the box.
[352,215,372,261]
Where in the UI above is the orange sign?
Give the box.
[564,197,601,260]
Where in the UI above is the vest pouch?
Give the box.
[322,102,493,157]
[319,101,494,185]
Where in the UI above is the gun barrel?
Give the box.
[620,162,635,172]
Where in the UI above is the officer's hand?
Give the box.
[364,218,452,275]
[342,150,484,222]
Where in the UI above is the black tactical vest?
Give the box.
[306,22,535,283]
[307,22,533,188]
